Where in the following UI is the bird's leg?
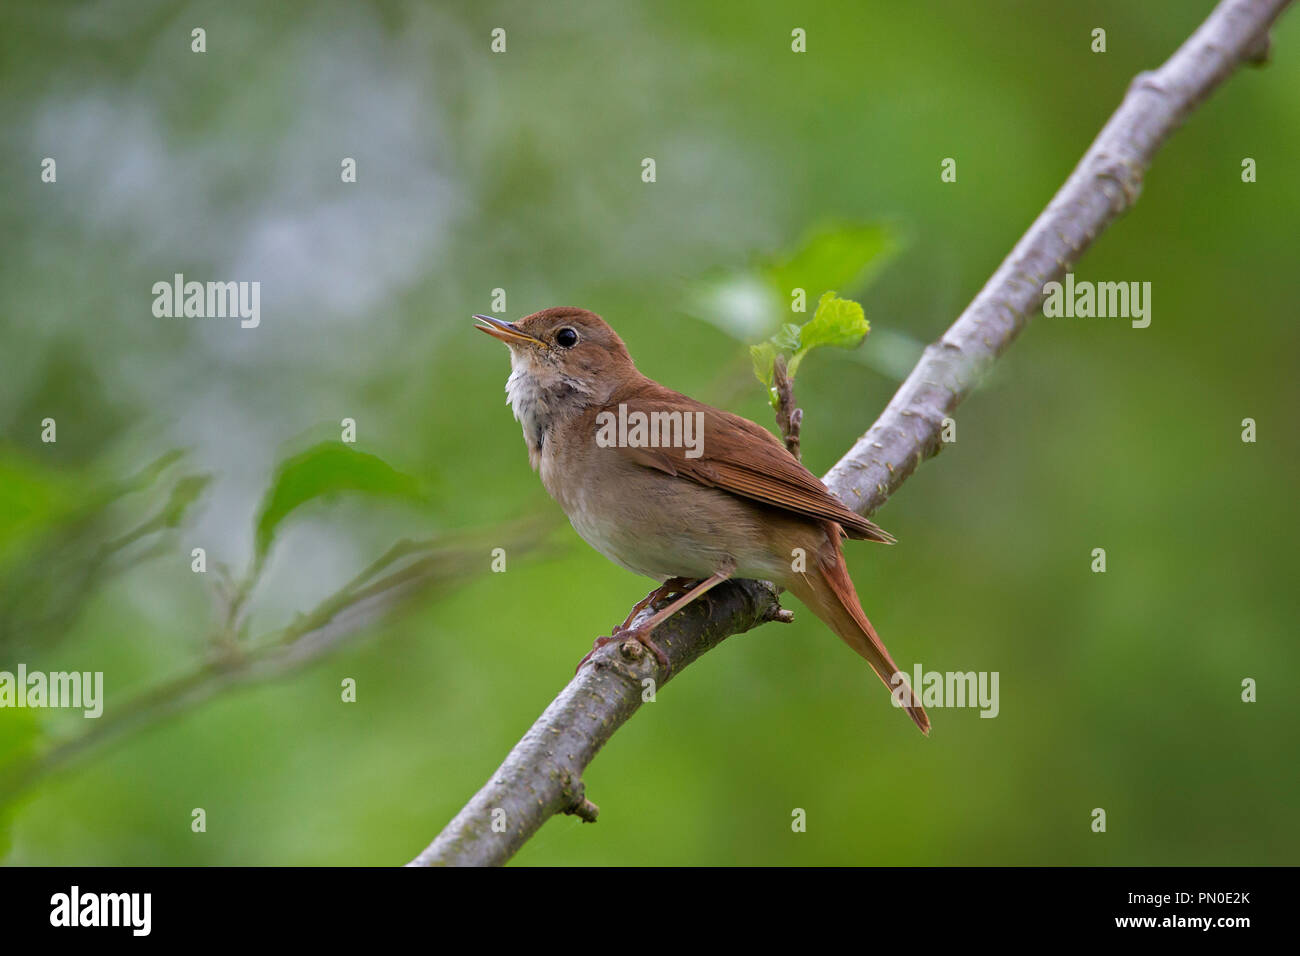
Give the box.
[575,578,696,675]
[578,568,734,677]
[612,577,696,634]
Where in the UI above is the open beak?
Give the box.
[474,314,545,347]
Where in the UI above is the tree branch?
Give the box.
[409,0,1293,867]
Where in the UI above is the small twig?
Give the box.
[562,784,600,823]
[0,520,555,806]
[771,354,803,460]
[0,554,450,807]
[762,604,796,624]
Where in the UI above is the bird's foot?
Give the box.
[616,625,672,676]
[575,625,672,677]
[576,577,701,676]
[574,635,618,674]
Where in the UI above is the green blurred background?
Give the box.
[1,0,1296,865]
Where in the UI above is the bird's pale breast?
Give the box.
[541,439,789,582]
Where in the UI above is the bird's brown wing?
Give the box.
[605,382,893,543]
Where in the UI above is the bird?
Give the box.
[476,306,929,734]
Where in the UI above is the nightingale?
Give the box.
[476,307,929,734]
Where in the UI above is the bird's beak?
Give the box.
[473,314,545,347]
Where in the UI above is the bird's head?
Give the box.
[475,307,636,407]
[476,307,640,458]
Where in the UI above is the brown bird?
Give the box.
[476,307,929,734]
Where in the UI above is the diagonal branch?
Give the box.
[409,0,1292,867]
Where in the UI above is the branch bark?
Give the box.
[410,0,1292,867]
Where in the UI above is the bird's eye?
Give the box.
[555,327,579,348]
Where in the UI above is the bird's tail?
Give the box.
[786,536,930,735]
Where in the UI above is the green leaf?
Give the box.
[760,222,899,302]
[788,292,870,378]
[254,444,424,563]
[772,323,802,351]
[158,474,212,528]
[126,449,186,489]
[801,291,869,349]
[749,342,777,388]
[749,343,781,408]
[688,221,900,344]
[749,290,872,396]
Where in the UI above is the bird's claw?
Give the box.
[621,625,672,676]
[574,634,618,674]
[575,627,672,677]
